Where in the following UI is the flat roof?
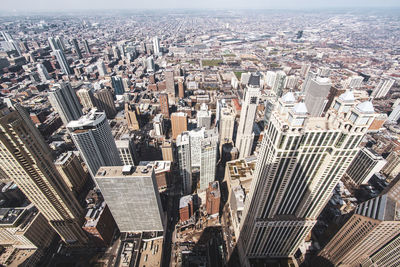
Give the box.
[95,165,153,178]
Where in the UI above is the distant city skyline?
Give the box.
[1,0,400,12]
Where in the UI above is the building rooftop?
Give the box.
[96,165,153,179]
[67,109,106,130]
[179,195,193,209]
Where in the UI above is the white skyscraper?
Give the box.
[197,103,212,129]
[271,71,286,98]
[153,36,160,55]
[67,110,122,179]
[388,98,400,123]
[189,128,205,168]
[95,165,164,232]
[37,63,50,82]
[48,82,83,125]
[53,49,71,75]
[97,60,107,76]
[199,129,219,191]
[304,77,332,117]
[238,91,376,266]
[372,78,395,99]
[345,75,364,89]
[177,132,192,195]
[302,70,317,93]
[146,56,155,72]
[219,106,235,145]
[235,74,260,158]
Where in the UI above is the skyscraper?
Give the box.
[171,112,188,140]
[189,128,205,168]
[94,89,117,119]
[125,103,140,130]
[162,140,174,162]
[115,137,137,166]
[48,82,83,125]
[48,37,60,52]
[67,110,122,178]
[77,87,96,111]
[219,106,235,145]
[199,130,219,191]
[371,78,395,99]
[319,194,400,266]
[197,103,212,129]
[95,165,164,232]
[304,77,332,117]
[345,147,387,185]
[55,151,87,195]
[83,39,91,54]
[72,38,82,59]
[238,91,376,266]
[388,98,400,123]
[146,56,155,72]
[302,70,317,93]
[153,36,160,55]
[111,76,124,95]
[53,49,72,75]
[178,77,185,98]
[177,132,192,195]
[36,63,50,82]
[0,104,88,246]
[271,71,286,98]
[235,74,260,158]
[159,93,170,118]
[345,75,364,89]
[97,60,107,76]
[165,70,175,100]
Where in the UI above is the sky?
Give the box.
[1,0,400,11]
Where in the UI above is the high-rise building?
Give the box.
[153,36,160,55]
[219,106,235,145]
[55,151,87,195]
[319,194,400,266]
[317,67,331,78]
[115,137,137,166]
[153,114,164,136]
[346,147,387,185]
[165,70,175,101]
[300,63,311,77]
[199,131,219,191]
[36,63,50,82]
[53,49,72,75]
[206,181,221,216]
[302,71,317,93]
[304,77,332,117]
[111,76,124,95]
[83,39,91,54]
[95,165,164,232]
[48,37,60,52]
[77,87,96,111]
[388,99,400,123]
[55,36,66,51]
[372,78,395,99]
[238,91,376,266]
[125,103,140,130]
[235,74,260,158]
[271,71,286,98]
[48,82,83,125]
[0,104,88,245]
[178,77,185,98]
[97,60,107,77]
[94,89,117,119]
[171,112,188,140]
[72,38,82,59]
[159,93,170,118]
[189,128,205,168]
[382,151,400,180]
[146,56,155,72]
[361,233,400,267]
[177,132,192,195]
[197,103,212,129]
[345,75,364,89]
[67,110,122,178]
[161,140,174,162]
[0,204,56,250]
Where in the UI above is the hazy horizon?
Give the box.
[1,0,400,12]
